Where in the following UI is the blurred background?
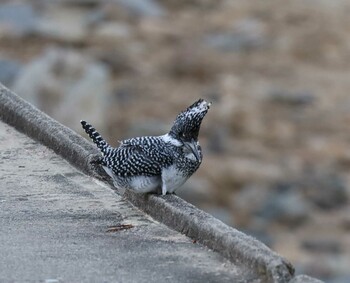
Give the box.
[1,0,350,281]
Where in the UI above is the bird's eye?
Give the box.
[178,131,186,139]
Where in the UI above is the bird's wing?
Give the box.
[103,137,173,177]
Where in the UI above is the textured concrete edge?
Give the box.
[0,84,101,178]
[125,191,295,282]
[0,84,322,283]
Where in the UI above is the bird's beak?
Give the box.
[184,139,201,162]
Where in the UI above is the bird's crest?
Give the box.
[169,98,211,142]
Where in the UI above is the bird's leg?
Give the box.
[162,183,167,195]
[161,173,167,195]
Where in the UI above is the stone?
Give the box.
[126,120,169,137]
[116,0,165,17]
[227,158,284,184]
[85,7,106,27]
[203,207,232,226]
[296,255,350,281]
[328,276,350,283]
[12,47,112,133]
[96,50,134,75]
[340,215,350,231]
[241,228,274,248]
[0,2,37,37]
[301,238,342,254]
[203,18,267,52]
[35,5,89,42]
[206,126,228,153]
[0,59,22,87]
[177,177,215,208]
[231,184,270,224]
[301,173,348,210]
[168,46,218,81]
[56,0,101,5]
[267,89,315,106]
[255,183,310,227]
[92,22,131,44]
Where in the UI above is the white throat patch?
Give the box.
[161,134,182,146]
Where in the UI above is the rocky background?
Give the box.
[1,1,350,281]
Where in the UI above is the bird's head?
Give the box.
[169,98,211,161]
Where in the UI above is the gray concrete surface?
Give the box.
[0,121,257,282]
[0,83,324,283]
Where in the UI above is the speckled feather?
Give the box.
[81,99,211,194]
[105,136,174,177]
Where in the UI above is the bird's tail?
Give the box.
[80,120,111,155]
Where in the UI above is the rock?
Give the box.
[177,177,215,208]
[92,22,131,44]
[297,256,350,282]
[301,238,342,254]
[340,215,350,231]
[12,47,112,133]
[203,18,267,52]
[116,0,165,17]
[126,120,169,137]
[203,207,232,226]
[0,59,22,87]
[231,184,296,242]
[231,184,270,222]
[204,33,260,52]
[35,5,89,42]
[227,158,284,184]
[267,89,315,106]
[255,183,310,227]
[112,85,137,105]
[241,228,274,248]
[96,50,134,75]
[56,0,101,5]
[328,276,350,283]
[168,46,218,81]
[0,2,38,37]
[206,126,228,154]
[85,7,106,27]
[301,173,348,210]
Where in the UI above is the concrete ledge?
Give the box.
[0,85,100,177]
[126,192,294,282]
[1,83,321,283]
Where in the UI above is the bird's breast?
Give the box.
[162,165,189,193]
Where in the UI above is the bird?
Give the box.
[80,98,211,195]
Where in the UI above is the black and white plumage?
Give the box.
[81,98,211,195]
